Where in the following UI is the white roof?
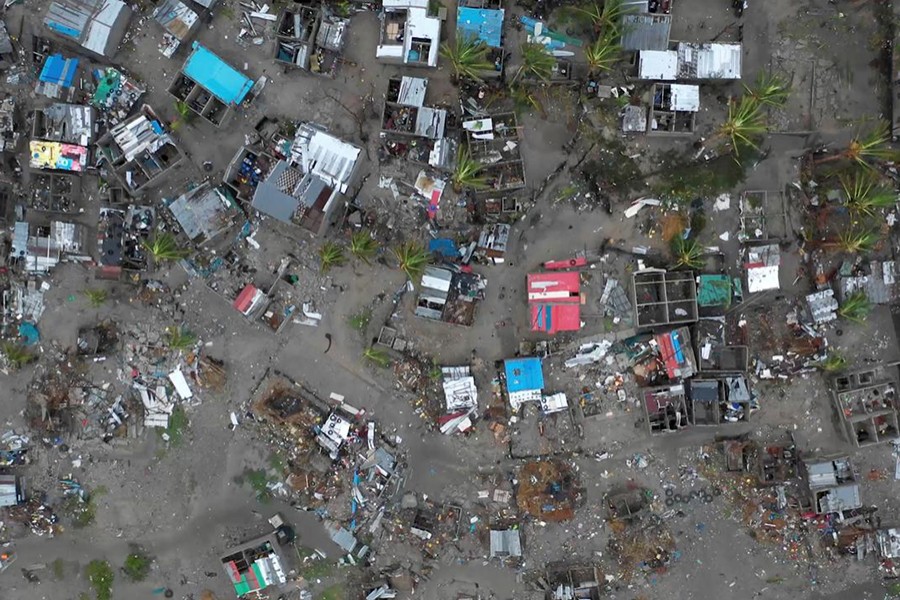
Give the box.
[83,0,128,55]
[292,124,361,194]
[638,50,677,80]
[747,265,779,293]
[669,84,700,111]
[443,376,477,412]
[405,7,440,67]
[677,42,741,79]
[540,393,568,414]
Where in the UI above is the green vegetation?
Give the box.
[142,232,188,263]
[510,85,542,116]
[818,351,847,372]
[348,307,372,332]
[363,347,391,368]
[320,584,345,600]
[836,227,880,254]
[838,291,872,323]
[392,241,431,280]
[839,170,896,217]
[452,146,488,192]
[85,560,114,600]
[51,558,65,580]
[584,30,621,75]
[243,468,273,501]
[269,452,288,474]
[300,557,335,580]
[440,35,492,83]
[744,72,791,108]
[349,230,378,263]
[165,326,197,351]
[1,342,36,369]
[669,236,705,270]
[715,96,767,156]
[161,405,189,446]
[816,122,900,169]
[122,548,152,582]
[515,43,556,82]
[558,0,632,33]
[653,153,749,203]
[83,289,108,308]
[319,241,346,273]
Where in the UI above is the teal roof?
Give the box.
[183,43,254,105]
[698,274,731,307]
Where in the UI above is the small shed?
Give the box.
[504,357,544,410]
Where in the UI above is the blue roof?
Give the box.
[183,43,254,105]
[428,238,458,258]
[504,357,544,393]
[39,54,79,87]
[457,7,504,49]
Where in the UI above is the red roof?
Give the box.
[233,284,259,314]
[527,272,581,334]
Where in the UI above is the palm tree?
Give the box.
[670,236,705,270]
[584,31,621,75]
[516,43,556,82]
[839,170,897,217]
[816,122,900,168]
[838,291,872,323]
[836,228,880,254]
[172,100,193,131]
[166,326,197,351]
[713,96,766,157]
[319,241,346,272]
[1,342,35,370]
[452,146,488,192]
[83,289,108,308]
[349,230,378,264]
[142,233,188,263]
[510,85,543,116]
[440,35,492,83]
[392,241,430,280]
[744,72,791,108]
[363,347,391,368]
[559,0,632,35]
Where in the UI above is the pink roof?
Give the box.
[233,284,259,314]
[528,272,581,334]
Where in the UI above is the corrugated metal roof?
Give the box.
[489,529,522,557]
[396,76,427,107]
[620,13,671,51]
[39,54,79,87]
[669,83,700,112]
[316,15,347,51]
[45,0,131,57]
[36,103,95,146]
[110,113,173,162]
[154,0,199,40]
[414,106,446,139]
[291,123,361,194]
[677,42,741,80]
[167,183,238,242]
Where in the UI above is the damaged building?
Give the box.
[380,76,455,170]
[44,0,132,59]
[415,265,486,326]
[96,106,185,195]
[169,43,255,126]
[376,0,441,68]
[274,5,349,77]
[165,182,244,248]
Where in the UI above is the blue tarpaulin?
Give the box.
[182,43,254,105]
[18,323,39,345]
[428,238,458,258]
[457,7,504,49]
[39,54,79,87]
[504,357,544,393]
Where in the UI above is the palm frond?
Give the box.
[165,326,197,351]
[83,289,108,308]
[744,72,791,108]
[584,31,622,74]
[716,96,766,156]
[319,241,346,272]
[453,146,489,191]
[510,85,542,115]
[349,230,378,263]
[517,43,556,82]
[838,291,872,323]
[669,236,705,270]
[440,35,493,82]
[839,170,897,217]
[846,122,900,166]
[392,241,430,280]
[1,342,35,369]
[837,228,880,254]
[142,233,188,263]
[363,347,391,368]
[817,351,847,372]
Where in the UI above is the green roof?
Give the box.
[698,274,732,307]
[233,575,251,596]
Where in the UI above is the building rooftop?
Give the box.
[45,0,131,57]
[38,54,79,89]
[638,49,677,80]
[676,42,742,79]
[457,7,504,49]
[34,103,95,146]
[290,123,361,194]
[504,357,544,393]
[182,43,255,105]
[620,13,671,51]
[528,271,581,334]
[167,183,241,244]
[29,141,88,172]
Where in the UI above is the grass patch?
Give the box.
[52,558,65,580]
[268,452,287,475]
[243,468,272,501]
[319,583,345,600]
[159,405,189,446]
[347,308,372,333]
[122,547,152,582]
[85,560,114,600]
[301,559,335,580]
